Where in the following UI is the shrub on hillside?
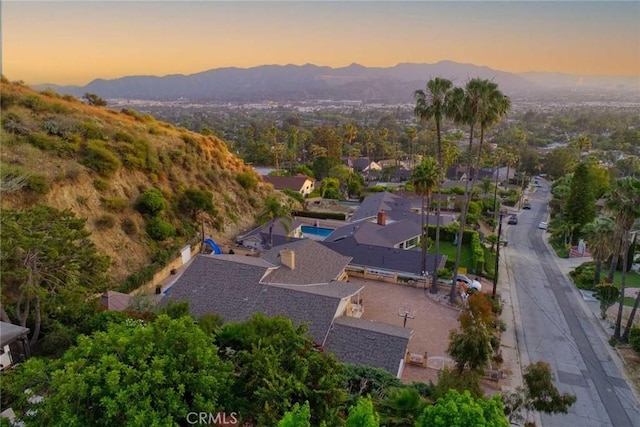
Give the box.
[121,218,137,235]
[27,174,50,194]
[134,188,166,217]
[145,217,175,241]
[82,140,121,177]
[102,197,128,212]
[236,172,258,190]
[93,178,110,191]
[94,214,116,230]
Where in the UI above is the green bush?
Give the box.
[82,140,121,177]
[93,178,110,191]
[94,214,116,230]
[293,210,346,221]
[470,231,484,275]
[145,217,175,241]
[630,327,640,354]
[569,262,595,290]
[134,188,166,217]
[27,174,50,194]
[283,189,305,203]
[27,132,57,151]
[237,172,258,190]
[102,197,128,212]
[451,185,466,195]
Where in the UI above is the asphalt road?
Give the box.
[503,182,640,427]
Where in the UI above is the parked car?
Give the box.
[456,274,482,292]
[507,215,518,225]
[538,221,548,230]
[523,202,532,210]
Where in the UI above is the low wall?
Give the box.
[131,242,202,296]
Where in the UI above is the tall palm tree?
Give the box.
[414,77,453,294]
[411,157,439,290]
[606,177,640,339]
[582,216,616,285]
[445,79,510,304]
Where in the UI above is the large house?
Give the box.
[161,239,412,376]
[262,174,315,197]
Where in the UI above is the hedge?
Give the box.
[293,210,346,221]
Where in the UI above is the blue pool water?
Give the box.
[301,225,335,237]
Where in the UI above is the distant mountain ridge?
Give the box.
[35,61,640,103]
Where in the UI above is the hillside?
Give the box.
[0,77,274,286]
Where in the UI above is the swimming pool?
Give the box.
[301,225,335,238]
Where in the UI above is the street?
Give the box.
[502,183,640,426]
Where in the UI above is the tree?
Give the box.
[346,397,380,427]
[134,188,166,217]
[376,387,427,427]
[256,195,292,249]
[445,79,510,304]
[277,402,311,427]
[502,361,576,425]
[0,206,110,345]
[3,316,231,425]
[410,157,439,289]
[414,78,454,295]
[179,188,216,220]
[83,92,107,106]
[216,314,344,426]
[606,177,640,339]
[595,284,620,320]
[415,390,509,427]
[564,163,596,244]
[582,216,615,285]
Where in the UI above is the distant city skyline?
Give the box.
[2,1,639,85]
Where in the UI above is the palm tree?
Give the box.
[582,216,616,285]
[606,177,640,339]
[256,195,292,249]
[414,77,453,294]
[445,79,509,303]
[411,157,439,291]
[605,178,640,338]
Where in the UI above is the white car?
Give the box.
[538,221,548,230]
[456,274,482,292]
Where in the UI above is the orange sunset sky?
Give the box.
[2,1,639,86]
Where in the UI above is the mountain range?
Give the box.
[36,61,639,103]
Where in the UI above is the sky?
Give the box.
[2,1,639,85]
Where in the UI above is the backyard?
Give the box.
[428,241,496,279]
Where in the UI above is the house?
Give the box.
[0,322,30,371]
[329,211,422,249]
[236,218,305,250]
[161,239,411,376]
[353,192,456,226]
[346,157,382,173]
[262,174,315,197]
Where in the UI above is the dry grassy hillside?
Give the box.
[0,77,274,286]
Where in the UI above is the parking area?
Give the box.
[348,277,461,384]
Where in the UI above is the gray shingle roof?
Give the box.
[262,239,352,285]
[321,236,446,276]
[328,220,421,248]
[0,322,30,347]
[161,255,347,343]
[324,316,412,375]
[353,192,416,221]
[272,280,363,299]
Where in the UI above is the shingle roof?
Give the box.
[272,280,363,299]
[324,316,412,375]
[353,192,416,221]
[0,322,30,347]
[262,175,313,191]
[100,291,133,312]
[262,239,352,285]
[161,255,346,343]
[329,220,421,248]
[321,236,446,276]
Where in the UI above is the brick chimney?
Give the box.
[280,249,295,270]
[377,210,387,226]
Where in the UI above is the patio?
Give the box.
[349,277,461,384]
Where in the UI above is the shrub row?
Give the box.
[293,210,346,221]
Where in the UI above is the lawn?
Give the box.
[612,270,640,288]
[429,241,475,274]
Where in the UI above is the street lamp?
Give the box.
[492,212,505,299]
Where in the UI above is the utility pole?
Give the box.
[492,212,504,299]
